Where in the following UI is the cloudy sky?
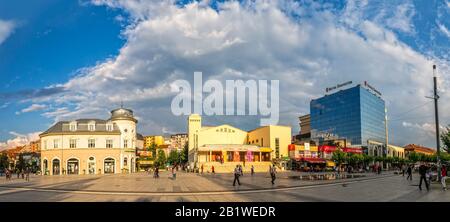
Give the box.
[0,0,449,150]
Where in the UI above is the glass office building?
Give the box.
[310,84,386,147]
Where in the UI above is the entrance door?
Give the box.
[67,158,79,175]
[52,159,60,175]
[104,158,115,174]
[88,157,96,174]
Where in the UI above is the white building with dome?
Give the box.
[39,107,143,175]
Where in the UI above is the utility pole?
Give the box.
[432,65,441,181]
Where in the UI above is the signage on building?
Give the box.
[363,81,382,96]
[304,143,310,151]
[325,81,353,93]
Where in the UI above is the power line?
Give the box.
[389,114,435,122]
[389,101,432,118]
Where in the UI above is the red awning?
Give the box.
[318,146,363,154]
[296,157,326,164]
[342,147,363,154]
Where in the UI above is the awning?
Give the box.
[296,157,326,164]
[259,147,272,152]
[326,160,336,167]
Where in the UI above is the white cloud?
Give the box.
[0,20,15,45]
[16,104,47,115]
[438,23,450,39]
[19,0,449,148]
[0,131,41,151]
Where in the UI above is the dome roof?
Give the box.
[110,107,137,123]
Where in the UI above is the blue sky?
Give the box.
[0,0,449,149]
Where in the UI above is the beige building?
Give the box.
[170,133,188,150]
[187,114,291,172]
[40,107,140,175]
[367,140,405,158]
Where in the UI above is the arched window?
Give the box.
[52,159,60,175]
[124,157,128,168]
[88,157,96,174]
[67,158,79,175]
[88,121,96,131]
[104,158,115,174]
[69,121,77,131]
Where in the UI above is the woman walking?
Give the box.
[441,165,447,191]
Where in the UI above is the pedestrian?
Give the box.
[211,165,215,174]
[270,164,277,185]
[441,165,447,191]
[233,165,241,186]
[16,169,20,179]
[402,164,406,177]
[418,163,429,191]
[239,165,243,177]
[172,165,177,180]
[406,165,412,180]
[201,164,204,174]
[21,169,24,179]
[25,168,30,181]
[251,165,254,176]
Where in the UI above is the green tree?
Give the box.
[148,143,157,159]
[0,153,8,171]
[16,154,25,171]
[332,149,347,168]
[441,125,450,153]
[155,150,166,168]
[167,150,180,165]
[180,143,188,164]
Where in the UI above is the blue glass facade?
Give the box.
[310,85,385,146]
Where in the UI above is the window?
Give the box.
[124,139,128,148]
[53,139,59,149]
[69,139,77,148]
[106,123,113,131]
[88,138,95,148]
[275,138,280,158]
[124,157,128,167]
[88,122,95,131]
[69,121,77,131]
[106,139,113,148]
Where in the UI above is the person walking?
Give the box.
[172,165,177,180]
[418,163,429,191]
[233,165,241,186]
[25,168,30,181]
[270,165,277,185]
[211,165,215,174]
[201,164,204,175]
[238,165,243,177]
[251,165,254,176]
[441,165,447,191]
[406,165,412,180]
[401,164,406,177]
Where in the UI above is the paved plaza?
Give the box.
[0,171,449,202]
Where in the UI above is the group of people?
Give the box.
[401,163,448,191]
[4,168,31,181]
[233,164,277,186]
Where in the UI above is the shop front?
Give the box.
[197,145,272,163]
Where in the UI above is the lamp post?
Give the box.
[433,65,441,181]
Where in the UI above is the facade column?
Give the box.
[209,150,212,162]
[260,152,262,162]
